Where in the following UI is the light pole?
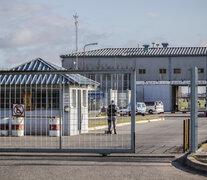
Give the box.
[83,43,98,70]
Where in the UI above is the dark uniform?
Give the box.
[107,103,118,134]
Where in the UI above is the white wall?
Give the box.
[0,86,89,136]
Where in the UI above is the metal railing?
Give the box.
[0,69,136,154]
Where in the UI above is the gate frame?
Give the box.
[0,69,136,154]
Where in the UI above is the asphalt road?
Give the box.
[0,155,206,180]
[135,113,207,154]
[0,113,207,179]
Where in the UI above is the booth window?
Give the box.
[71,89,76,107]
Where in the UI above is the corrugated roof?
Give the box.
[0,58,97,85]
[60,47,207,58]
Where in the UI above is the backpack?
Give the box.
[107,104,117,116]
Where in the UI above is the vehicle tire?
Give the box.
[142,113,145,116]
[149,110,153,114]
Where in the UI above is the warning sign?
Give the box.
[13,104,25,117]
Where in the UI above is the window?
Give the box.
[198,68,204,74]
[159,69,166,74]
[174,68,181,74]
[88,74,96,81]
[82,90,87,107]
[139,69,146,74]
[71,89,76,107]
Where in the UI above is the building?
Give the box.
[0,58,98,136]
[61,46,207,112]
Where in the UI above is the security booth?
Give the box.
[0,58,98,136]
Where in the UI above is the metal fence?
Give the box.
[0,69,136,154]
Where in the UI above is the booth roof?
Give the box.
[0,58,98,85]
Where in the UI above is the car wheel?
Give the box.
[149,110,153,114]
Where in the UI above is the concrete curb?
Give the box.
[186,154,207,173]
[0,152,175,158]
[88,117,165,131]
[184,142,207,173]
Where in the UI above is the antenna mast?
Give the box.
[73,13,79,69]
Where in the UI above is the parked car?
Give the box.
[145,101,164,114]
[119,107,130,116]
[128,102,147,116]
[136,102,147,116]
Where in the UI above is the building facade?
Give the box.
[61,47,207,112]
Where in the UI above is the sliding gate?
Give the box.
[0,69,136,154]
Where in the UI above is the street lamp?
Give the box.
[83,43,98,70]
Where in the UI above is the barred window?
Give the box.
[159,69,166,74]
[71,89,76,107]
[139,69,146,74]
[198,68,204,74]
[173,68,181,74]
[83,90,87,107]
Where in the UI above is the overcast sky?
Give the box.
[0,0,207,68]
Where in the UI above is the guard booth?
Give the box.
[0,58,98,136]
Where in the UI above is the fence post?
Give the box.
[190,67,198,153]
[59,74,63,149]
[131,69,136,153]
[187,118,191,150]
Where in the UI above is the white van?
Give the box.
[136,102,147,116]
[145,101,164,114]
[120,102,146,116]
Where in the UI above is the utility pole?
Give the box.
[73,13,78,69]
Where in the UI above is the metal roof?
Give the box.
[60,47,207,58]
[0,58,97,85]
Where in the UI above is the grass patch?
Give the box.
[88,116,160,128]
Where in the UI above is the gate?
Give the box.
[0,65,136,154]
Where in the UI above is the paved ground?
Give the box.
[135,113,207,154]
[0,155,206,180]
[1,113,207,154]
[1,113,207,179]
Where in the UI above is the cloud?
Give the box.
[200,40,207,47]
[0,0,108,68]
[148,12,160,20]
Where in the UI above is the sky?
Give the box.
[0,0,207,68]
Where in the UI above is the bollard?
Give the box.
[0,118,9,136]
[183,119,188,152]
[12,116,24,136]
[49,117,61,137]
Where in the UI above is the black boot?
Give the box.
[114,130,117,134]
